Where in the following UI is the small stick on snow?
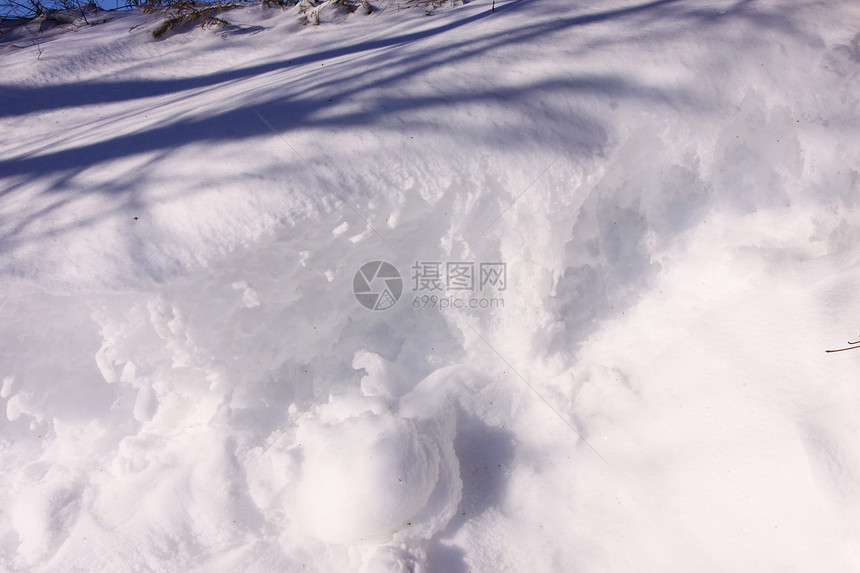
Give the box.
[825,339,860,353]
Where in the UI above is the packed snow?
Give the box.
[1,0,860,570]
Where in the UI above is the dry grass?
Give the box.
[147,1,233,37]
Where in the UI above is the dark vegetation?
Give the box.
[1,0,455,39]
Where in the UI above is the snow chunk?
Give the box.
[0,376,13,399]
[332,221,350,236]
[231,281,261,308]
[132,381,157,422]
[295,396,461,547]
[296,412,437,544]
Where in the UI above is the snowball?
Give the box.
[295,409,455,545]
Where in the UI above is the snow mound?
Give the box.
[2,0,860,571]
[296,406,459,546]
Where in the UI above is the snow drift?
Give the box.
[1,0,860,571]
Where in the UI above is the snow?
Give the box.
[1,0,860,570]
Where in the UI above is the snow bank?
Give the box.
[1,0,860,571]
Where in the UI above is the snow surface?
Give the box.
[2,0,860,570]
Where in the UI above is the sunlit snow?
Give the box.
[1,0,860,571]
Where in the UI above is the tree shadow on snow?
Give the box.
[0,0,820,167]
[0,0,825,272]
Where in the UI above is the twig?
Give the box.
[825,339,860,353]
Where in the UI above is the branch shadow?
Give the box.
[0,0,826,275]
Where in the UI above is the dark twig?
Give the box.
[825,339,860,353]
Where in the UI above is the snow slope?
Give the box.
[1,0,860,570]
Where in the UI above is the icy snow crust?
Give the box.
[2,0,860,570]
